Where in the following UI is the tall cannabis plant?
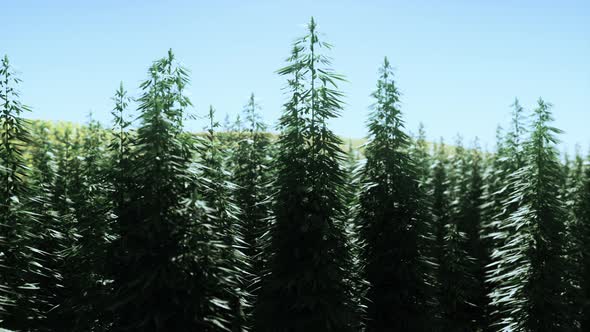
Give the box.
[484,100,527,327]
[0,54,48,330]
[488,99,570,331]
[567,150,590,329]
[438,137,488,330]
[255,18,357,331]
[356,57,433,331]
[110,50,228,331]
[232,94,272,320]
[201,105,248,332]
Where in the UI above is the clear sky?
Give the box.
[2,0,589,152]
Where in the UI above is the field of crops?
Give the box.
[1,17,589,332]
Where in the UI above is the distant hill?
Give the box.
[25,119,469,158]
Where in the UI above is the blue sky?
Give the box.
[2,0,589,151]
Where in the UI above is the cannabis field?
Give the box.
[1,18,589,332]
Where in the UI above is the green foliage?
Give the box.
[64,114,111,330]
[341,141,367,328]
[438,137,488,331]
[488,99,571,331]
[411,123,431,185]
[436,138,473,331]
[110,50,229,331]
[566,149,590,329]
[26,122,67,331]
[108,82,133,229]
[232,94,273,323]
[255,17,357,331]
[1,22,588,331]
[356,57,433,331]
[0,54,49,330]
[202,105,249,331]
[431,140,450,269]
[482,101,527,327]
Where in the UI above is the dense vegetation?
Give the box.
[1,18,588,331]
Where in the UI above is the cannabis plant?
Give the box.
[255,17,357,332]
[356,57,433,331]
